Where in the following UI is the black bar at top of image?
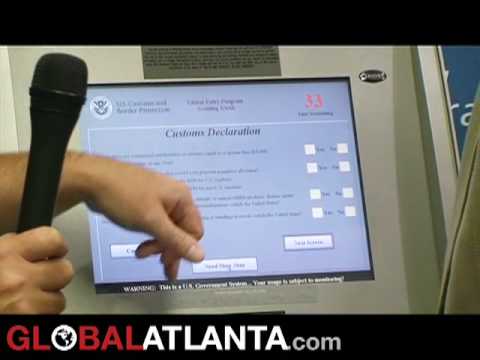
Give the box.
[1,15,480,45]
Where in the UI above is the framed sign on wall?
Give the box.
[439,46,480,162]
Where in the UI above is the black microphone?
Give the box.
[17,53,88,233]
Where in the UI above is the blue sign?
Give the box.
[441,46,480,157]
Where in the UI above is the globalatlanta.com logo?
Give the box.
[90,96,113,120]
[2,324,341,352]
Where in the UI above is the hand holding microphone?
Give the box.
[0,54,87,314]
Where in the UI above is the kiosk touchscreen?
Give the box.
[78,77,374,294]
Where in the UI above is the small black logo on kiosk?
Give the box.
[359,70,387,83]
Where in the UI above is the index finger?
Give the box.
[0,227,68,262]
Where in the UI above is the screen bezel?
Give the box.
[84,76,375,294]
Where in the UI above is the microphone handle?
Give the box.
[17,107,78,233]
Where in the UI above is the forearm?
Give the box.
[0,153,28,234]
[0,151,95,234]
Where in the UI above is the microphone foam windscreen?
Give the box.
[31,53,88,97]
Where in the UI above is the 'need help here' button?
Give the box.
[192,258,258,274]
[284,234,334,251]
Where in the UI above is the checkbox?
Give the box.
[339,161,351,172]
[312,207,324,218]
[310,189,322,200]
[337,143,349,154]
[307,162,318,174]
[304,144,316,155]
[345,206,356,217]
[342,187,354,198]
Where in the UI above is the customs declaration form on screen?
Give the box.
[78,78,374,293]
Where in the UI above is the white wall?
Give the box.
[0,46,18,152]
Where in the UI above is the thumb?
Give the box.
[138,209,205,263]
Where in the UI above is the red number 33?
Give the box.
[306,94,323,109]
